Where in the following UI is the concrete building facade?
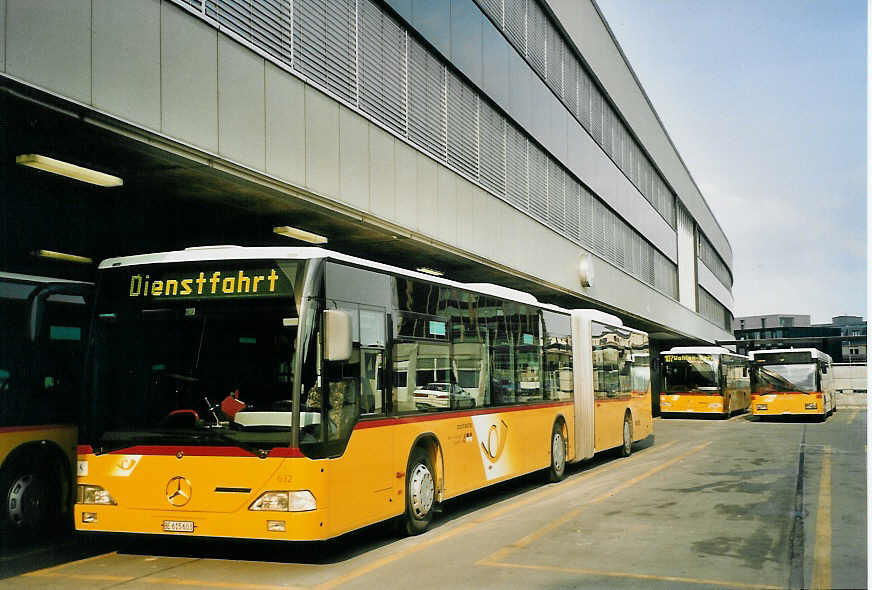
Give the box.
[0,0,735,345]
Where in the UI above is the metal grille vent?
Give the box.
[358,0,406,135]
[546,27,563,99]
[697,286,729,330]
[590,90,603,145]
[578,184,593,247]
[698,232,732,289]
[407,37,446,159]
[505,123,528,210]
[578,69,591,130]
[293,0,357,104]
[526,0,546,78]
[479,0,503,26]
[527,143,548,222]
[565,177,580,241]
[602,104,614,158]
[503,0,526,54]
[206,0,293,66]
[447,71,480,178]
[547,158,565,232]
[479,100,506,196]
[563,57,578,126]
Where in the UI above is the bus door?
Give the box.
[324,306,395,534]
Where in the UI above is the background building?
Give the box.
[0,0,735,359]
[733,314,867,364]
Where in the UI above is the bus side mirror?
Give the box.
[324,310,352,362]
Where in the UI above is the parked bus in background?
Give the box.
[660,347,750,418]
[75,246,652,541]
[749,349,835,419]
[0,272,91,537]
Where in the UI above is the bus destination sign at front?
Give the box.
[127,266,293,301]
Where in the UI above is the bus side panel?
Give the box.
[631,392,653,441]
[0,425,76,471]
[593,399,626,451]
[326,425,397,538]
[660,393,726,414]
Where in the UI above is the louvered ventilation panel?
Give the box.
[590,89,603,145]
[479,100,506,196]
[602,104,614,158]
[293,0,357,104]
[505,123,528,210]
[207,0,293,66]
[591,198,605,255]
[547,158,565,233]
[563,57,578,122]
[478,0,503,26]
[358,0,407,136]
[546,26,563,99]
[447,71,480,178]
[503,0,526,54]
[408,37,446,159]
[526,0,546,78]
[578,185,593,249]
[527,143,548,223]
[564,177,580,241]
[578,69,591,131]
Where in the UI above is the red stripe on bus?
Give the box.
[107,445,257,457]
[78,445,94,454]
[354,400,574,430]
[0,424,70,434]
[268,447,305,458]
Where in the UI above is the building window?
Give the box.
[779,317,794,328]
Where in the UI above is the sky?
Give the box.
[595,0,866,324]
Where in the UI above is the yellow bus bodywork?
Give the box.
[660,389,750,416]
[76,403,576,541]
[751,392,833,417]
[0,424,76,476]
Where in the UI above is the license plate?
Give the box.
[756,404,768,410]
[162,520,194,532]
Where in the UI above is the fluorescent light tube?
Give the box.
[273,226,328,244]
[16,154,123,187]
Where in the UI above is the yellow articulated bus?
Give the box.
[660,347,750,418]
[75,246,652,541]
[0,272,91,537]
[749,348,835,419]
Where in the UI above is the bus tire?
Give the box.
[546,422,567,483]
[0,459,61,538]
[402,448,435,536]
[620,413,633,457]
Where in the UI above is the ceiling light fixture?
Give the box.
[33,250,93,264]
[416,267,444,277]
[273,226,328,244]
[16,154,123,187]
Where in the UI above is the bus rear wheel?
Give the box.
[0,462,60,538]
[621,413,633,457]
[546,422,567,482]
[402,448,435,536]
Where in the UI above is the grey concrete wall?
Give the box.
[546,0,734,268]
[833,364,867,393]
[0,0,732,342]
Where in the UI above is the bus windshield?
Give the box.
[86,261,305,453]
[663,355,719,393]
[757,363,816,393]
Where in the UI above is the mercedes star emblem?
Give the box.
[166,476,192,507]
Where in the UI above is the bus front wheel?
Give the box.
[402,448,435,535]
[621,413,633,457]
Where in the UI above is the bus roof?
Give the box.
[661,346,746,358]
[0,271,91,285]
[98,246,634,330]
[749,348,832,363]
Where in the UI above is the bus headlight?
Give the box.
[77,484,117,505]
[249,491,316,512]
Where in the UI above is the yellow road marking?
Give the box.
[480,440,711,564]
[22,571,130,582]
[19,550,116,577]
[478,560,781,590]
[312,441,677,590]
[810,446,832,589]
[144,577,307,590]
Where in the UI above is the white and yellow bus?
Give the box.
[74,246,652,541]
[749,348,835,419]
[660,347,750,418]
[0,272,91,537]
